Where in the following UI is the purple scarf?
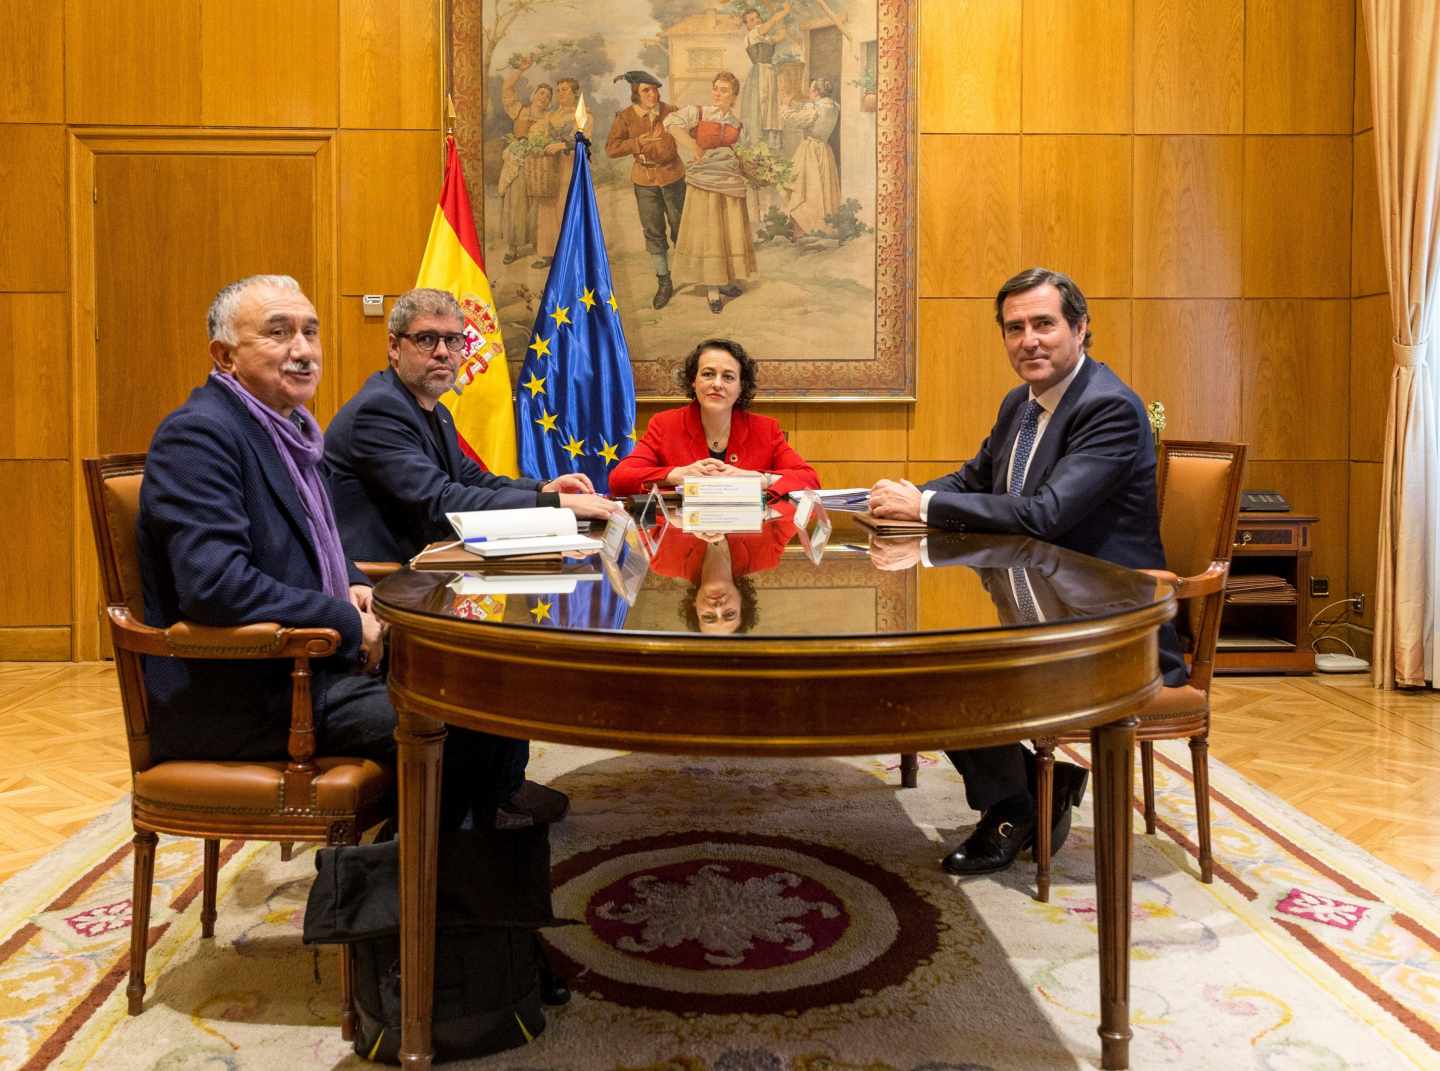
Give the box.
[210,372,352,602]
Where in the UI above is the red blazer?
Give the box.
[647,509,798,583]
[609,403,820,497]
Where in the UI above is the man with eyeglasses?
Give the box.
[324,287,620,568]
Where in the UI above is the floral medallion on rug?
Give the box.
[0,743,1437,1070]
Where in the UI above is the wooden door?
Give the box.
[93,153,320,454]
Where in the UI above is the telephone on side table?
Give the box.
[1240,490,1291,512]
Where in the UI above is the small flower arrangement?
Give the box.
[1147,400,1167,446]
[735,142,795,191]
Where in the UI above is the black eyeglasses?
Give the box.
[397,331,466,354]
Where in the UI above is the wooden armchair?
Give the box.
[1031,440,1247,901]
[83,454,393,1037]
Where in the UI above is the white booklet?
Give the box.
[446,507,603,559]
[448,571,601,596]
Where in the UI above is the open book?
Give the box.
[446,507,603,559]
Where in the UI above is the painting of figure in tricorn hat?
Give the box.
[456,0,914,400]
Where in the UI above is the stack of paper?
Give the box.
[790,487,870,511]
[445,507,602,559]
[1225,574,1298,605]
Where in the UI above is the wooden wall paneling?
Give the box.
[919,0,1021,133]
[1244,460,1349,620]
[93,150,321,455]
[1134,0,1245,134]
[70,138,99,660]
[339,131,439,296]
[1021,0,1133,133]
[907,459,969,485]
[1354,1,1372,133]
[0,628,71,661]
[333,295,396,426]
[1243,136,1352,298]
[1349,293,1391,463]
[0,124,67,292]
[0,1,64,122]
[810,461,899,489]
[1347,460,1380,630]
[1130,300,1242,441]
[1351,129,1386,297]
[1021,136,1133,296]
[790,405,908,462]
[1245,0,1354,134]
[0,294,69,459]
[1087,299,1134,384]
[1241,299,1350,460]
[911,299,1016,460]
[1133,136,1244,297]
[65,0,202,125]
[918,135,1020,297]
[0,461,72,626]
[748,403,799,440]
[201,0,339,128]
[340,0,443,130]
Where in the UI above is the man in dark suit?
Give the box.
[139,275,560,830]
[324,287,618,565]
[868,266,1184,877]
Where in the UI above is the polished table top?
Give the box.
[375,513,1168,642]
[373,511,1167,1070]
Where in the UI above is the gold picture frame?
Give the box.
[448,0,917,402]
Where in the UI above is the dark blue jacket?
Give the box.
[324,369,546,562]
[138,379,368,761]
[923,360,1164,569]
[923,359,1185,684]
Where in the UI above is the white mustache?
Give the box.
[282,360,318,374]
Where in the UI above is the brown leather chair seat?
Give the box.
[135,756,389,813]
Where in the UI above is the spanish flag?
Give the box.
[416,135,518,476]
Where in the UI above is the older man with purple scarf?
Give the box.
[137,275,565,831]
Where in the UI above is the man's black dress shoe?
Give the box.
[493,780,570,830]
[941,807,1035,875]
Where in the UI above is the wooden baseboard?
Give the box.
[0,627,72,661]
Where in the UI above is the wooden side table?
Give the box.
[1215,512,1317,674]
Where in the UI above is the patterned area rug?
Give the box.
[1,743,1437,1070]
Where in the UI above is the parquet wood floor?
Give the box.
[1,663,1437,890]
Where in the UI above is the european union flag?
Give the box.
[522,577,631,633]
[515,131,636,494]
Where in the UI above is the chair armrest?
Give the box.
[356,560,401,582]
[107,607,341,659]
[1139,562,1229,601]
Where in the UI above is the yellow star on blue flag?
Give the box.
[514,133,637,493]
[529,599,552,623]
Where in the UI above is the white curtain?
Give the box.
[1362,0,1440,687]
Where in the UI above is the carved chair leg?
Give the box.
[1140,741,1157,835]
[128,830,158,1015]
[1190,735,1214,883]
[899,753,918,789]
[200,839,220,939]
[279,842,295,862]
[1033,741,1056,903]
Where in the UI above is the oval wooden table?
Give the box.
[374,521,1175,1070]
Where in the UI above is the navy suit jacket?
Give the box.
[324,369,546,562]
[138,379,369,761]
[923,359,1185,684]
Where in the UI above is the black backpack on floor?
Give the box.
[302,826,570,1064]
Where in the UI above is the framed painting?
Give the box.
[448,0,917,401]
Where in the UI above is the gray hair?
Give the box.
[993,267,1093,352]
[388,288,463,335]
[207,274,303,344]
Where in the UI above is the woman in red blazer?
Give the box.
[609,338,820,497]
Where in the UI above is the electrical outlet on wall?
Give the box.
[1310,576,1329,597]
[1350,593,1366,615]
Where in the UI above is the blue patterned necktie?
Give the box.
[1007,399,1044,497]
[1010,566,1041,622]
